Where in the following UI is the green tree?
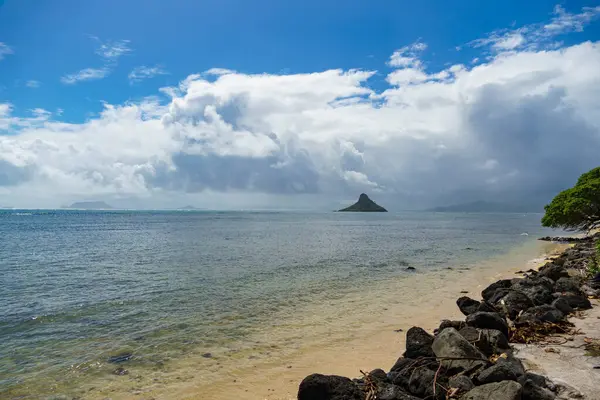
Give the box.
[542,167,600,232]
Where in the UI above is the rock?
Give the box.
[516,305,565,324]
[496,353,525,377]
[477,329,511,357]
[405,365,447,400]
[554,292,592,310]
[521,379,556,400]
[477,302,497,313]
[107,352,133,363]
[488,288,512,305]
[389,357,414,373]
[112,367,128,376]
[436,320,466,334]
[457,297,481,316]
[368,368,388,382]
[482,280,513,302]
[403,327,435,359]
[376,383,422,400]
[465,312,509,338]
[538,263,569,282]
[338,193,387,212]
[554,277,582,294]
[461,381,522,400]
[448,375,474,393]
[476,362,519,384]
[201,352,213,358]
[581,283,600,297]
[388,358,431,389]
[517,372,554,391]
[298,374,363,400]
[512,277,555,305]
[458,326,480,342]
[551,297,573,314]
[431,328,487,374]
[499,290,534,320]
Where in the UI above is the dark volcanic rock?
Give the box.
[436,319,466,334]
[465,312,509,338]
[496,353,525,377]
[522,379,556,400]
[457,296,481,316]
[554,292,592,310]
[476,362,519,384]
[462,381,522,400]
[477,301,497,313]
[448,375,474,393]
[388,358,432,389]
[500,290,534,319]
[407,366,447,400]
[431,328,487,374]
[389,357,414,373]
[551,296,574,314]
[376,383,422,400]
[482,279,513,302]
[518,372,554,391]
[554,277,582,294]
[368,368,388,382]
[512,277,555,305]
[338,193,387,212]
[108,352,133,364]
[298,374,363,400]
[403,327,434,359]
[538,263,569,282]
[516,305,565,325]
[477,329,511,356]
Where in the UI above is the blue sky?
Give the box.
[0,1,599,209]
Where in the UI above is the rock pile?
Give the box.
[297,234,599,399]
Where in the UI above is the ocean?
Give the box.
[0,210,560,399]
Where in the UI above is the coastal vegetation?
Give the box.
[542,166,600,232]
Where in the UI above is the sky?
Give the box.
[1,0,600,210]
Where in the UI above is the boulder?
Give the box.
[376,383,422,400]
[516,305,565,324]
[538,263,569,282]
[407,366,447,400]
[488,288,512,305]
[457,296,481,316]
[551,297,573,314]
[477,302,497,313]
[477,329,510,356]
[496,353,525,377]
[388,358,432,389]
[512,278,554,305]
[436,319,466,334]
[482,280,513,302]
[403,327,435,359]
[461,381,522,400]
[521,379,556,400]
[517,372,554,391]
[448,375,474,393]
[476,362,519,384]
[389,357,413,373]
[553,292,592,310]
[368,368,388,382]
[465,312,509,338]
[298,374,363,400]
[554,277,582,294]
[431,328,487,374]
[499,290,534,320]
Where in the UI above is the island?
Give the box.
[178,205,200,210]
[338,193,387,212]
[64,201,114,210]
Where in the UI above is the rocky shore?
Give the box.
[297,234,600,400]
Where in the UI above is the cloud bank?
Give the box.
[1,12,600,209]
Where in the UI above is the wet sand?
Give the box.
[78,240,564,400]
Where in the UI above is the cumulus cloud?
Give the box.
[2,9,600,209]
[0,42,14,60]
[129,65,168,84]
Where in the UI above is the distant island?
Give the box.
[64,201,114,210]
[178,205,200,210]
[338,193,387,212]
[427,200,539,213]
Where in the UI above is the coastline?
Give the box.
[107,239,567,400]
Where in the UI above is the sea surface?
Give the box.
[0,210,560,399]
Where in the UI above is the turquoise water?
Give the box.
[0,210,558,398]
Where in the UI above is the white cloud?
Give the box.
[0,42,14,60]
[468,5,600,54]
[388,41,427,68]
[25,80,41,88]
[129,65,168,84]
[94,39,131,60]
[60,68,110,84]
[2,14,600,209]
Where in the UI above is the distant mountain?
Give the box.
[64,201,113,210]
[427,201,539,213]
[338,193,388,212]
[178,205,200,210]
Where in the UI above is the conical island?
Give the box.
[338,193,388,212]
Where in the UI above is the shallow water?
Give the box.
[0,210,560,399]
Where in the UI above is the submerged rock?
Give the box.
[338,193,387,212]
[107,352,133,364]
